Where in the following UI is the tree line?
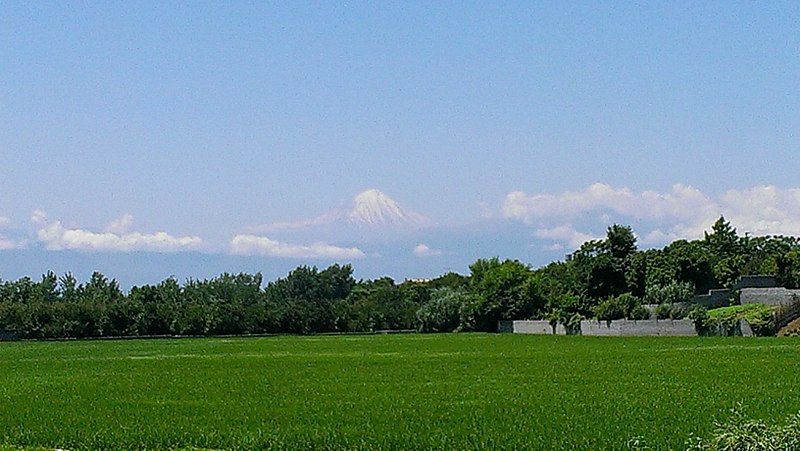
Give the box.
[2,217,800,339]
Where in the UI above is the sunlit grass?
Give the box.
[0,334,799,449]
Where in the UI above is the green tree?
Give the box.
[605,224,637,261]
[416,288,472,332]
[468,259,543,331]
[704,216,740,261]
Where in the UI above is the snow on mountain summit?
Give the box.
[347,189,428,227]
[246,188,430,234]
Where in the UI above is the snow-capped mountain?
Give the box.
[246,189,430,235]
[347,189,429,227]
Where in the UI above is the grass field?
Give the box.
[1,334,799,449]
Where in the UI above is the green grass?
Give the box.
[1,334,799,449]
[708,303,774,321]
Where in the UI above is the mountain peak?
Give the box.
[348,189,428,227]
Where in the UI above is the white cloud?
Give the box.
[0,236,24,250]
[0,216,26,250]
[718,186,800,236]
[477,201,493,219]
[413,243,442,257]
[504,184,800,248]
[244,210,343,234]
[31,210,47,225]
[229,235,365,259]
[106,213,134,234]
[544,243,566,251]
[534,225,602,249]
[503,183,715,224]
[32,211,202,253]
[640,229,682,246]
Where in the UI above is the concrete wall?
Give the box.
[740,287,800,307]
[499,319,757,336]
[499,319,697,336]
[739,319,754,337]
[734,275,778,290]
[579,319,697,336]
[497,320,566,335]
[692,289,733,309]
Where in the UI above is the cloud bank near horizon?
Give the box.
[31,211,203,253]
[503,183,800,248]
[229,234,366,260]
[5,184,800,258]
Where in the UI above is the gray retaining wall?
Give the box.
[734,275,778,290]
[499,319,697,336]
[579,319,697,336]
[740,287,800,307]
[497,320,566,335]
[692,289,733,309]
[498,319,760,337]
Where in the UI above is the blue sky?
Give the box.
[1,2,799,286]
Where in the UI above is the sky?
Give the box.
[1,2,799,287]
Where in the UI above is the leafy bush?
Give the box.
[594,297,627,321]
[644,281,695,306]
[656,302,690,320]
[545,309,584,334]
[708,304,775,336]
[670,303,691,320]
[593,293,643,320]
[688,306,712,335]
[416,288,472,333]
[656,303,671,320]
[685,304,776,336]
[456,295,482,332]
[629,305,651,320]
[564,313,584,334]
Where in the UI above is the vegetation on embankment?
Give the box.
[708,303,776,335]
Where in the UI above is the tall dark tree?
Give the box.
[705,216,740,260]
[605,224,637,261]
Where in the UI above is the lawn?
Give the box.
[1,334,799,449]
